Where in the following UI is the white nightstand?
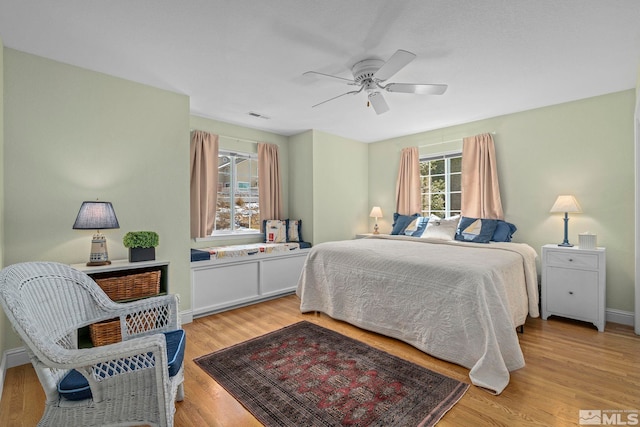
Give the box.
[541,244,606,331]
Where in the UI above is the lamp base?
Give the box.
[87,233,111,266]
[557,243,574,247]
[86,260,112,266]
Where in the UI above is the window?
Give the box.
[420,152,462,218]
[215,151,259,234]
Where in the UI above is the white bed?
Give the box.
[296,234,539,394]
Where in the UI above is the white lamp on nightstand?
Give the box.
[550,195,582,247]
[369,206,383,234]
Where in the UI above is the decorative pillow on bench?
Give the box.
[263,219,305,244]
[263,219,287,243]
[58,329,186,401]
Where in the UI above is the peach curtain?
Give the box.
[461,133,504,219]
[190,130,219,238]
[258,143,283,224]
[395,146,421,215]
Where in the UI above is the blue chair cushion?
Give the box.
[164,329,186,377]
[58,329,186,401]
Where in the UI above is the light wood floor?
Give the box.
[1,294,639,426]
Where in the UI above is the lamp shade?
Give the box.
[73,201,120,230]
[369,206,383,218]
[549,195,582,213]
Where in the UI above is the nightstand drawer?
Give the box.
[546,267,599,320]
[545,250,599,269]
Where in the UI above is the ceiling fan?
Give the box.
[304,49,447,115]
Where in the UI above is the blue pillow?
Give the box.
[391,213,419,235]
[58,329,186,401]
[491,220,517,242]
[455,217,499,243]
[404,216,429,237]
[57,369,92,401]
[190,248,211,262]
[286,219,303,242]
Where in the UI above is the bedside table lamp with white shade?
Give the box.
[549,195,582,247]
[369,206,383,234]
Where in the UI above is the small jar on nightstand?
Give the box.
[541,244,606,331]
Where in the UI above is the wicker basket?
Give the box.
[89,319,122,346]
[89,270,161,346]
[89,312,160,346]
[95,270,161,302]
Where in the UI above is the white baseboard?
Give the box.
[606,308,635,326]
[2,346,30,370]
[181,309,193,325]
[0,345,30,398]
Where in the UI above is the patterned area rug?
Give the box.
[194,321,468,426]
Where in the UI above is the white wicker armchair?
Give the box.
[0,261,185,427]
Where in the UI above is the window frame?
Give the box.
[419,151,462,218]
[212,150,260,237]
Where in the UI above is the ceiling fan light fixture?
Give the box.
[305,49,447,114]
[368,91,389,115]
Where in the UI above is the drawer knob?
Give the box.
[568,258,573,262]
[569,291,574,295]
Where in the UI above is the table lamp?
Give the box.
[549,195,582,247]
[369,206,383,234]
[73,201,120,266]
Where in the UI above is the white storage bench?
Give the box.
[190,243,310,317]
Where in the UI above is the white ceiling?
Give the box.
[1,1,639,142]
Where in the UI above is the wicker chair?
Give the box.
[0,261,185,427]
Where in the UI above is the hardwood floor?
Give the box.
[1,294,639,426]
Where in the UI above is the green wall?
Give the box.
[311,130,369,242]
[288,130,314,240]
[287,130,368,244]
[2,49,191,349]
[370,90,636,312]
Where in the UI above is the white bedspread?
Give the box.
[296,235,539,394]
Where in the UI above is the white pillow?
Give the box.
[264,220,287,243]
[421,215,460,240]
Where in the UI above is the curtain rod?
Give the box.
[418,132,496,149]
[191,129,258,145]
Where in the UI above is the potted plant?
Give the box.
[122,231,159,262]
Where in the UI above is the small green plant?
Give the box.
[122,231,159,248]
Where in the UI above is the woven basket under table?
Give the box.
[94,270,161,302]
[89,270,161,346]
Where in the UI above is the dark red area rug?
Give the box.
[194,321,468,426]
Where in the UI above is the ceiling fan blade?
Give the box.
[373,49,416,82]
[385,83,448,95]
[311,87,363,108]
[303,71,355,84]
[368,92,389,115]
